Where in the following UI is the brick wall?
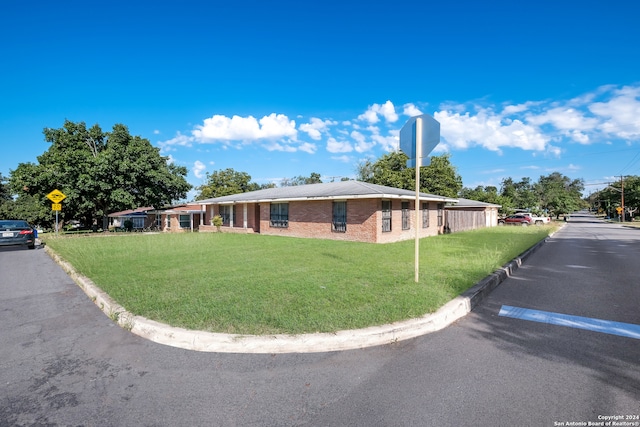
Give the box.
[377,200,443,243]
[203,199,446,243]
[259,199,379,242]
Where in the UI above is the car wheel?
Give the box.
[498,221,505,226]
[521,222,528,226]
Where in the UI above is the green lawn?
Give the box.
[43,226,555,335]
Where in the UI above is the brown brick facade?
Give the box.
[200,198,444,243]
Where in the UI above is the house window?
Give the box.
[402,201,410,230]
[179,214,190,229]
[220,205,231,226]
[132,217,145,229]
[270,203,289,228]
[332,201,347,232]
[166,214,171,229]
[155,215,162,229]
[382,200,392,232]
[422,203,429,228]
[437,203,444,227]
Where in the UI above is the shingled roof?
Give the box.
[197,180,458,204]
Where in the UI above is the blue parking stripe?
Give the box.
[498,305,640,340]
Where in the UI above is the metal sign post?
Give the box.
[414,118,423,282]
[47,190,66,236]
[399,114,440,283]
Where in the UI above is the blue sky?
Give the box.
[2,0,639,200]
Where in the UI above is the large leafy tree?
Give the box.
[596,175,640,218]
[536,172,585,217]
[195,168,264,200]
[622,176,640,216]
[357,151,462,197]
[459,185,513,214]
[500,177,539,211]
[420,154,463,198]
[9,120,190,228]
[0,173,11,204]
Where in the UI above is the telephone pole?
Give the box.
[621,176,625,222]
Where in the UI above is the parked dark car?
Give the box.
[498,214,532,226]
[0,220,36,249]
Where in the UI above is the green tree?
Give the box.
[357,151,462,197]
[0,194,50,227]
[536,172,585,218]
[0,173,11,203]
[9,120,191,228]
[622,176,640,217]
[596,176,640,219]
[420,154,463,198]
[195,168,261,200]
[459,185,513,215]
[281,172,323,186]
[500,177,539,211]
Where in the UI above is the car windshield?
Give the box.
[0,220,30,229]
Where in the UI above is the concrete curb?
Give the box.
[45,232,553,354]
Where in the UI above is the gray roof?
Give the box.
[447,198,502,208]
[198,181,458,204]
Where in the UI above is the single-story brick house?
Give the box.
[156,204,204,232]
[196,181,458,243]
[107,204,205,232]
[108,206,155,230]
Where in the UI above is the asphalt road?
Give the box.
[1,212,639,426]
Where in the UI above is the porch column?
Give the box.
[230,205,234,228]
[243,203,248,228]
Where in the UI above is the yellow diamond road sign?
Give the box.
[47,189,66,203]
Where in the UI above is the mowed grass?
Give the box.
[43,226,555,335]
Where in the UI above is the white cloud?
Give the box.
[351,131,376,153]
[298,142,318,154]
[434,109,549,152]
[526,107,599,134]
[326,137,353,153]
[331,155,352,163]
[370,133,398,152]
[193,160,206,179]
[402,103,423,117]
[358,108,379,124]
[158,132,193,152]
[589,85,640,139]
[263,141,297,152]
[299,118,337,140]
[378,100,399,122]
[192,113,297,143]
[358,100,398,124]
[502,101,538,115]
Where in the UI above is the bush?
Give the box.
[212,215,223,231]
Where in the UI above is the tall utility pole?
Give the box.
[620,176,626,222]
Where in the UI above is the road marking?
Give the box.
[498,305,640,340]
